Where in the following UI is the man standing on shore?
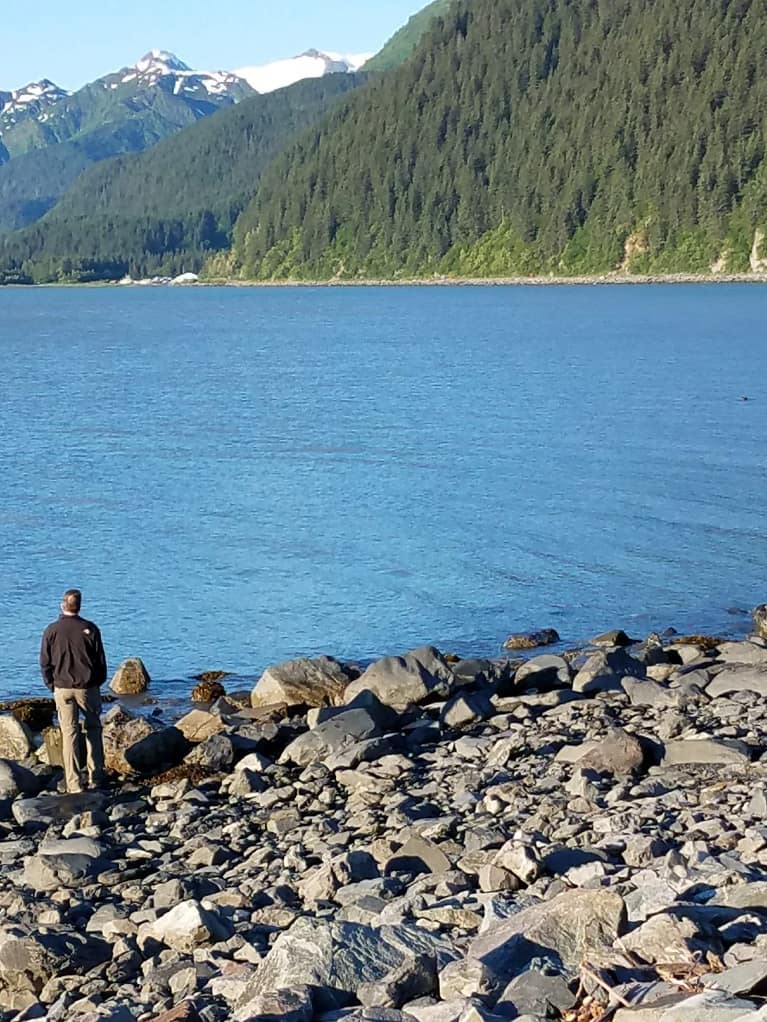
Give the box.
[40,589,107,794]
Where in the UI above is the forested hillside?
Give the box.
[364,0,458,73]
[0,75,363,282]
[234,0,767,279]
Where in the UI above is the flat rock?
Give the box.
[386,837,452,876]
[12,791,107,829]
[514,655,571,690]
[660,739,751,767]
[707,666,767,698]
[623,677,681,708]
[175,709,226,742]
[717,641,767,666]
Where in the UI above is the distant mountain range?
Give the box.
[0,47,371,234]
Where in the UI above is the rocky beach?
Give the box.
[3,608,767,1022]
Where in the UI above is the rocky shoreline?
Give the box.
[2,607,767,1022]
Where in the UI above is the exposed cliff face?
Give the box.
[750,228,767,272]
[621,229,649,271]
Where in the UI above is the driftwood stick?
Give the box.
[580,963,633,1008]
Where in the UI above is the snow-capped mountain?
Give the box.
[100,50,253,100]
[0,79,69,127]
[235,48,372,94]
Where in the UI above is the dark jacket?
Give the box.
[40,614,107,691]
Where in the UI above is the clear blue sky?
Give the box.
[3,1,427,91]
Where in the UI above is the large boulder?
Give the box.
[234,917,455,1012]
[577,727,645,776]
[0,926,111,1010]
[102,706,164,774]
[572,649,646,694]
[109,657,151,695]
[753,604,767,641]
[514,655,571,690]
[707,666,767,698]
[142,900,232,952]
[124,726,191,775]
[0,699,55,733]
[23,836,110,892]
[251,656,352,709]
[0,760,44,800]
[279,693,398,767]
[344,647,455,710]
[0,715,33,761]
[468,888,625,979]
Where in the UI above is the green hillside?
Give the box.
[364,0,458,73]
[233,0,767,280]
[0,64,253,235]
[0,74,364,283]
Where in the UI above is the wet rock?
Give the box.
[591,629,634,647]
[503,629,560,651]
[109,657,151,695]
[344,647,455,710]
[251,655,352,708]
[0,698,55,733]
[191,679,226,703]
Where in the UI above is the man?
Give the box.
[40,589,107,793]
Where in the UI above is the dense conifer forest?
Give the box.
[0,75,362,282]
[233,0,767,279]
[2,0,766,283]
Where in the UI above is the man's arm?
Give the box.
[40,630,54,691]
[93,627,107,687]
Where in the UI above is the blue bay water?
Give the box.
[1,283,765,701]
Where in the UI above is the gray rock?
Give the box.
[142,900,232,952]
[0,927,111,1001]
[660,739,751,767]
[109,657,151,695]
[386,837,452,876]
[573,649,646,694]
[591,629,634,647]
[578,727,645,775]
[703,960,767,996]
[495,969,577,1017]
[124,726,192,774]
[102,706,164,774]
[708,667,767,698]
[183,733,234,772]
[280,701,395,768]
[344,647,455,710]
[613,991,760,1021]
[0,759,43,800]
[234,985,314,1022]
[12,791,107,829]
[469,888,625,978]
[620,912,720,965]
[440,691,495,730]
[251,655,352,709]
[357,953,437,1008]
[0,715,33,760]
[754,605,767,642]
[717,641,767,665]
[623,677,682,708]
[236,918,451,1011]
[514,655,571,690]
[23,836,109,891]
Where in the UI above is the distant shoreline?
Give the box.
[7,270,767,289]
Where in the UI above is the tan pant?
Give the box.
[54,687,105,793]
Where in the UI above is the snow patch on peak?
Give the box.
[235,49,372,94]
[0,79,69,121]
[134,50,191,75]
